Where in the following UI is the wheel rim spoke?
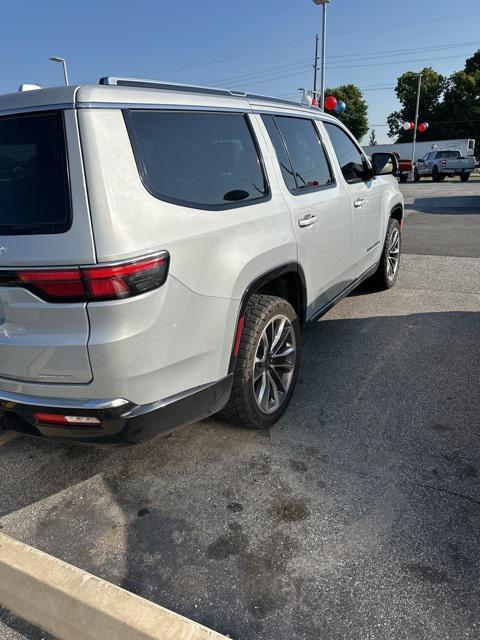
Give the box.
[268,371,280,407]
[269,366,286,395]
[270,317,286,353]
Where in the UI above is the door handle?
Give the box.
[353,198,367,208]
[298,214,319,228]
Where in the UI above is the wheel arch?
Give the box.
[228,263,307,374]
[390,203,404,226]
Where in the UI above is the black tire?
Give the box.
[399,174,408,183]
[414,169,421,182]
[432,166,440,182]
[369,218,401,290]
[460,173,470,182]
[220,294,300,429]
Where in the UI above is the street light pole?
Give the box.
[49,56,69,86]
[312,0,330,111]
[410,72,423,180]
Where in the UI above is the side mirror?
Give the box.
[417,158,422,163]
[372,152,398,177]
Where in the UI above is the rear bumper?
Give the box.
[0,375,232,445]
[438,167,472,174]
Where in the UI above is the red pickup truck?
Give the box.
[393,153,412,183]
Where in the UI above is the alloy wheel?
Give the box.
[387,228,400,279]
[252,314,296,414]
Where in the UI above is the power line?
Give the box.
[152,10,480,76]
[229,53,472,89]
[206,39,480,86]
[329,10,480,37]
[369,119,480,127]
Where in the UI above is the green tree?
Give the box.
[369,129,377,146]
[465,50,480,74]
[439,68,480,142]
[325,84,368,140]
[387,67,447,141]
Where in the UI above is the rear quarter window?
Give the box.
[124,110,269,210]
[0,111,71,235]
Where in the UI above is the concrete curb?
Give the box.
[0,533,229,640]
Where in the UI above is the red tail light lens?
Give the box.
[5,253,169,303]
[84,256,167,301]
[17,269,84,301]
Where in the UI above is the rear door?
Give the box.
[0,110,95,384]
[259,114,353,316]
[322,121,384,277]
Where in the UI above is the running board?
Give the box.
[307,263,379,325]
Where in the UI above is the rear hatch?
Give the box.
[0,103,96,384]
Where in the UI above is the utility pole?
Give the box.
[410,72,423,180]
[320,1,328,111]
[312,0,330,111]
[313,34,319,104]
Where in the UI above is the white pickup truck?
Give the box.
[415,149,475,182]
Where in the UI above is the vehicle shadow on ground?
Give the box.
[408,196,480,214]
[1,311,479,640]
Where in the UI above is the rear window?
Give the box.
[0,111,71,235]
[124,110,269,210]
[437,150,461,159]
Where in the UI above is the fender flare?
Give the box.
[227,262,307,374]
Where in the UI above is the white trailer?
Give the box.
[363,138,475,160]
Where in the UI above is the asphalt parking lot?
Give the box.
[1,180,479,640]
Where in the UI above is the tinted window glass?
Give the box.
[261,115,297,191]
[0,112,70,235]
[438,150,461,158]
[323,122,366,184]
[274,117,333,191]
[126,111,268,209]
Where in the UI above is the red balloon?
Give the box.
[324,96,337,111]
[418,123,427,133]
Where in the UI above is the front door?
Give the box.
[322,121,384,277]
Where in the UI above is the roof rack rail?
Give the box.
[99,77,248,98]
[98,77,306,109]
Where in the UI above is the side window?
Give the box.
[124,111,268,210]
[273,116,334,192]
[323,122,367,184]
[261,115,297,191]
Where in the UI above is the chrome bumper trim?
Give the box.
[0,390,129,411]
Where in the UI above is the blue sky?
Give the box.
[2,0,480,143]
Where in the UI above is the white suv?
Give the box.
[0,78,403,444]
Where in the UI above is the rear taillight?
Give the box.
[17,269,84,301]
[3,253,169,303]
